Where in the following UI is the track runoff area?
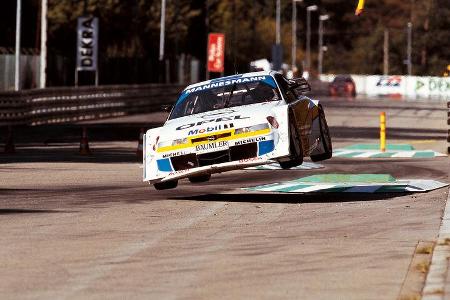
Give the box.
[0,96,449,299]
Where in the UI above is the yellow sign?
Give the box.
[355,0,365,15]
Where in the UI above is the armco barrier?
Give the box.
[0,84,183,127]
[0,79,329,128]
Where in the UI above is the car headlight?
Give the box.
[234,123,269,135]
[158,138,188,148]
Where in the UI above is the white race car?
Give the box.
[143,71,332,190]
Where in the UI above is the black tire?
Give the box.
[154,180,178,190]
[279,116,303,169]
[188,174,211,183]
[311,106,332,162]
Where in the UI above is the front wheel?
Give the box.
[154,180,178,190]
[311,106,332,162]
[279,117,303,169]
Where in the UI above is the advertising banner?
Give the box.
[76,17,99,71]
[207,33,225,73]
[320,74,449,100]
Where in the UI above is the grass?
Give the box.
[416,245,434,255]
[416,261,430,274]
[398,294,421,300]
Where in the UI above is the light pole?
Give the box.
[276,0,281,45]
[291,0,303,73]
[306,5,317,74]
[406,22,412,76]
[318,14,329,77]
[15,0,22,91]
[159,0,166,61]
[383,29,389,75]
[40,0,47,88]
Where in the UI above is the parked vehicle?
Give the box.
[329,75,356,97]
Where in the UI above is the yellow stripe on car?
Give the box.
[156,128,271,153]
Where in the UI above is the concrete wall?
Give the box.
[320,74,450,100]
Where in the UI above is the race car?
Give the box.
[143,71,332,190]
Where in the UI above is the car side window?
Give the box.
[274,73,297,103]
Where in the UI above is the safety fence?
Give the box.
[0,84,184,127]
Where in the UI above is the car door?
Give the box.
[274,74,317,155]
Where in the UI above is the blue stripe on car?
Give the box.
[258,140,275,156]
[157,158,173,172]
[262,76,277,88]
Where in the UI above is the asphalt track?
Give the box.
[0,96,449,299]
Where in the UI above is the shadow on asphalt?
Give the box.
[0,208,74,215]
[0,123,161,144]
[171,192,408,204]
[0,147,140,164]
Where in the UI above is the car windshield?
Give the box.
[334,76,352,83]
[169,76,280,120]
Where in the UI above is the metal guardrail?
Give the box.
[0,84,183,127]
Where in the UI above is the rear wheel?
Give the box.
[154,180,178,190]
[279,116,303,169]
[311,106,332,162]
[188,174,211,183]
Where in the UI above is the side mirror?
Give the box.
[161,104,173,112]
[288,77,311,94]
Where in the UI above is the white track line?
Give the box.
[422,188,450,300]
[391,151,416,158]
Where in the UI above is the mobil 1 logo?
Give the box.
[76,16,99,71]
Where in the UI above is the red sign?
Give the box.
[207,33,225,73]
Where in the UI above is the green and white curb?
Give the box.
[245,162,324,171]
[243,174,448,194]
[334,144,446,158]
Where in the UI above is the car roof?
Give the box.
[183,71,276,91]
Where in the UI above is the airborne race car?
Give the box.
[143,71,332,190]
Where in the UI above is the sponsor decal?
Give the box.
[184,76,268,94]
[162,151,189,158]
[176,115,249,130]
[188,123,234,135]
[376,76,402,87]
[234,136,267,146]
[76,17,99,71]
[200,109,236,119]
[415,78,450,92]
[195,141,228,153]
[239,157,263,163]
[168,169,191,176]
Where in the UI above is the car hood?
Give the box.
[160,101,280,141]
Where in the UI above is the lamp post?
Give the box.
[406,22,412,76]
[159,0,166,61]
[276,0,281,45]
[40,0,47,88]
[318,14,329,77]
[291,0,303,73]
[306,5,317,74]
[15,0,21,91]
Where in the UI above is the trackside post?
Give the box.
[380,112,386,152]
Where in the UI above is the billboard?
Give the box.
[207,33,225,73]
[76,17,99,71]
